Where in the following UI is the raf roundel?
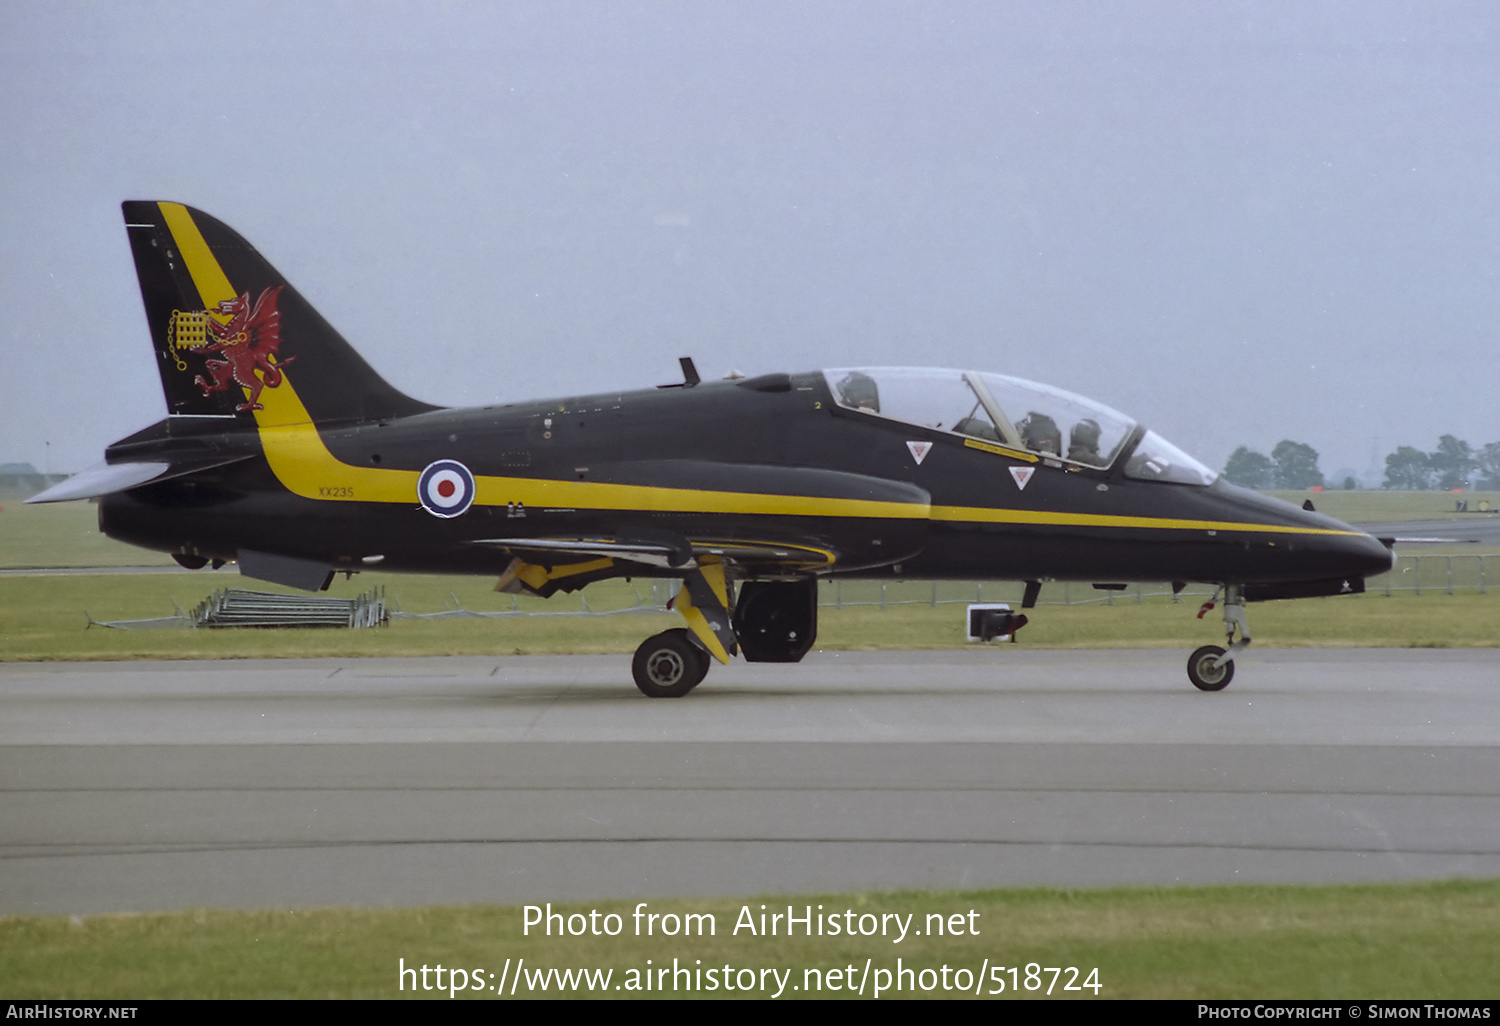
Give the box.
[417,459,476,518]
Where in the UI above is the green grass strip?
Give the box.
[3,572,1498,661]
[3,881,1498,999]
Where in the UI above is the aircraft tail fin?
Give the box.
[121,201,438,426]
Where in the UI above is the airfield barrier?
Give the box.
[88,587,389,630]
[77,555,1491,631]
[395,554,1494,617]
[195,587,388,628]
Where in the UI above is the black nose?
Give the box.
[1339,531,1398,577]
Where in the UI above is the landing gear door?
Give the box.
[733,579,818,663]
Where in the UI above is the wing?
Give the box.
[469,460,931,596]
[473,532,846,601]
[470,534,838,572]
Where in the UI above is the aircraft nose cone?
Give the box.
[1335,527,1397,577]
[1379,536,1398,572]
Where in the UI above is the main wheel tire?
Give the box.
[1187,644,1234,691]
[632,629,710,698]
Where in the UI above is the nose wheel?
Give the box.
[1188,585,1249,691]
[1187,645,1234,691]
[632,628,711,698]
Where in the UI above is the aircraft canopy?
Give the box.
[823,367,1217,484]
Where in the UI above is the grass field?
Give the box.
[1264,489,1500,523]
[3,881,1497,999]
[3,571,1499,661]
[0,494,173,568]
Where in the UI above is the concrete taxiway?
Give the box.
[2,648,1498,915]
[1369,515,1500,546]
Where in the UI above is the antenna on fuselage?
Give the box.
[658,356,702,389]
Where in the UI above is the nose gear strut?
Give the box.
[1187,584,1250,691]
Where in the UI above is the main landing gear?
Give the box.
[1188,584,1249,691]
[632,628,711,698]
[629,577,820,698]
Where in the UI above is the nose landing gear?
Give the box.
[1188,584,1249,691]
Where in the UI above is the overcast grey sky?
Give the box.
[3,0,1497,481]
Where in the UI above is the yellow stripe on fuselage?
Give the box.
[158,202,1365,540]
[928,504,1362,537]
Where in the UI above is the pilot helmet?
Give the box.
[837,372,880,412]
[1019,411,1060,453]
[1071,418,1101,449]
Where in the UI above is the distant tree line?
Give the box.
[1222,436,1500,491]
[1223,441,1324,490]
[1381,436,1500,491]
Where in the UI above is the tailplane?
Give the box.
[122,201,438,426]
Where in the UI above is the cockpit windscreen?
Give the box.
[1123,430,1219,485]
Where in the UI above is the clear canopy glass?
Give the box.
[823,366,1217,484]
[971,372,1135,469]
[825,368,1001,441]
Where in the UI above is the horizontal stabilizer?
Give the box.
[25,455,253,503]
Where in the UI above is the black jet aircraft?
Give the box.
[32,202,1395,695]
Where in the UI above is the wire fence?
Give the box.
[82,554,1494,629]
[1369,553,1492,597]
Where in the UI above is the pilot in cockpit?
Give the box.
[1068,418,1102,465]
[836,371,880,412]
[1017,412,1061,456]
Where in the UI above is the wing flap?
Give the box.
[470,535,839,572]
[471,536,688,568]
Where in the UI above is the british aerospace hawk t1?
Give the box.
[31,203,1395,695]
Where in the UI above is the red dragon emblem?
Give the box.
[178,286,293,412]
